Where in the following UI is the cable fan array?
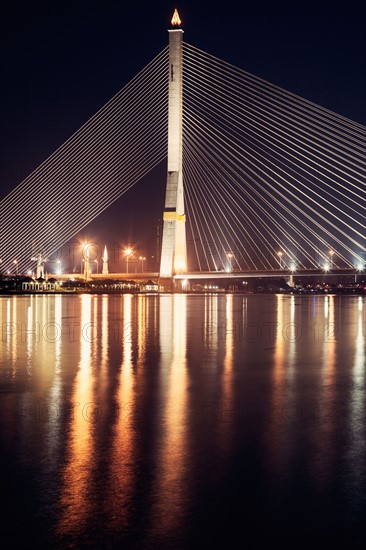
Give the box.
[0,47,169,273]
[0,41,365,274]
[183,43,366,271]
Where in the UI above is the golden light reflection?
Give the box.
[316,294,337,486]
[11,297,17,378]
[219,294,234,446]
[203,293,218,350]
[57,295,95,535]
[273,294,285,392]
[287,295,296,380]
[150,294,188,536]
[44,294,63,466]
[137,294,146,357]
[223,294,234,394]
[106,294,136,530]
[348,297,365,477]
[264,294,287,475]
[322,295,336,387]
[101,294,109,371]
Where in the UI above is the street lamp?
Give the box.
[277,251,283,269]
[226,252,233,272]
[124,247,133,274]
[13,260,18,275]
[139,256,146,273]
[95,259,98,274]
[329,250,334,268]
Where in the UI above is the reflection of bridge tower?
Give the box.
[159,10,187,277]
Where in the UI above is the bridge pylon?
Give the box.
[159,9,187,278]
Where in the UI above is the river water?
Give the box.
[0,293,365,548]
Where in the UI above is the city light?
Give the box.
[226,252,233,272]
[329,250,335,268]
[124,247,133,274]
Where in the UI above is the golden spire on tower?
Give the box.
[171,9,181,27]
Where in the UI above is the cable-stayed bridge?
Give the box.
[0,13,365,280]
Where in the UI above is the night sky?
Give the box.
[1,2,365,265]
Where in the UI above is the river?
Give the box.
[0,293,365,548]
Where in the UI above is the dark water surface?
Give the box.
[1,294,365,548]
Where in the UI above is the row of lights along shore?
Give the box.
[223,250,364,273]
[0,247,365,276]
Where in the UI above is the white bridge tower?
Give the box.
[159,9,187,278]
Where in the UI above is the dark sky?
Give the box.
[0,1,365,265]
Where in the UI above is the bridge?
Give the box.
[0,10,365,284]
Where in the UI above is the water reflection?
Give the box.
[348,297,365,485]
[148,295,188,539]
[106,294,136,532]
[0,294,365,546]
[57,294,95,535]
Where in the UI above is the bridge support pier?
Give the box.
[158,277,176,293]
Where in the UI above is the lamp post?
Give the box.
[226,252,233,272]
[13,260,18,275]
[139,256,146,273]
[81,258,84,274]
[329,250,334,269]
[124,247,133,274]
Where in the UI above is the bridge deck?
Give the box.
[48,268,361,281]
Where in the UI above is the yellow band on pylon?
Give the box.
[163,211,186,222]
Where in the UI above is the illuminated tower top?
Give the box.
[171,9,182,27]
